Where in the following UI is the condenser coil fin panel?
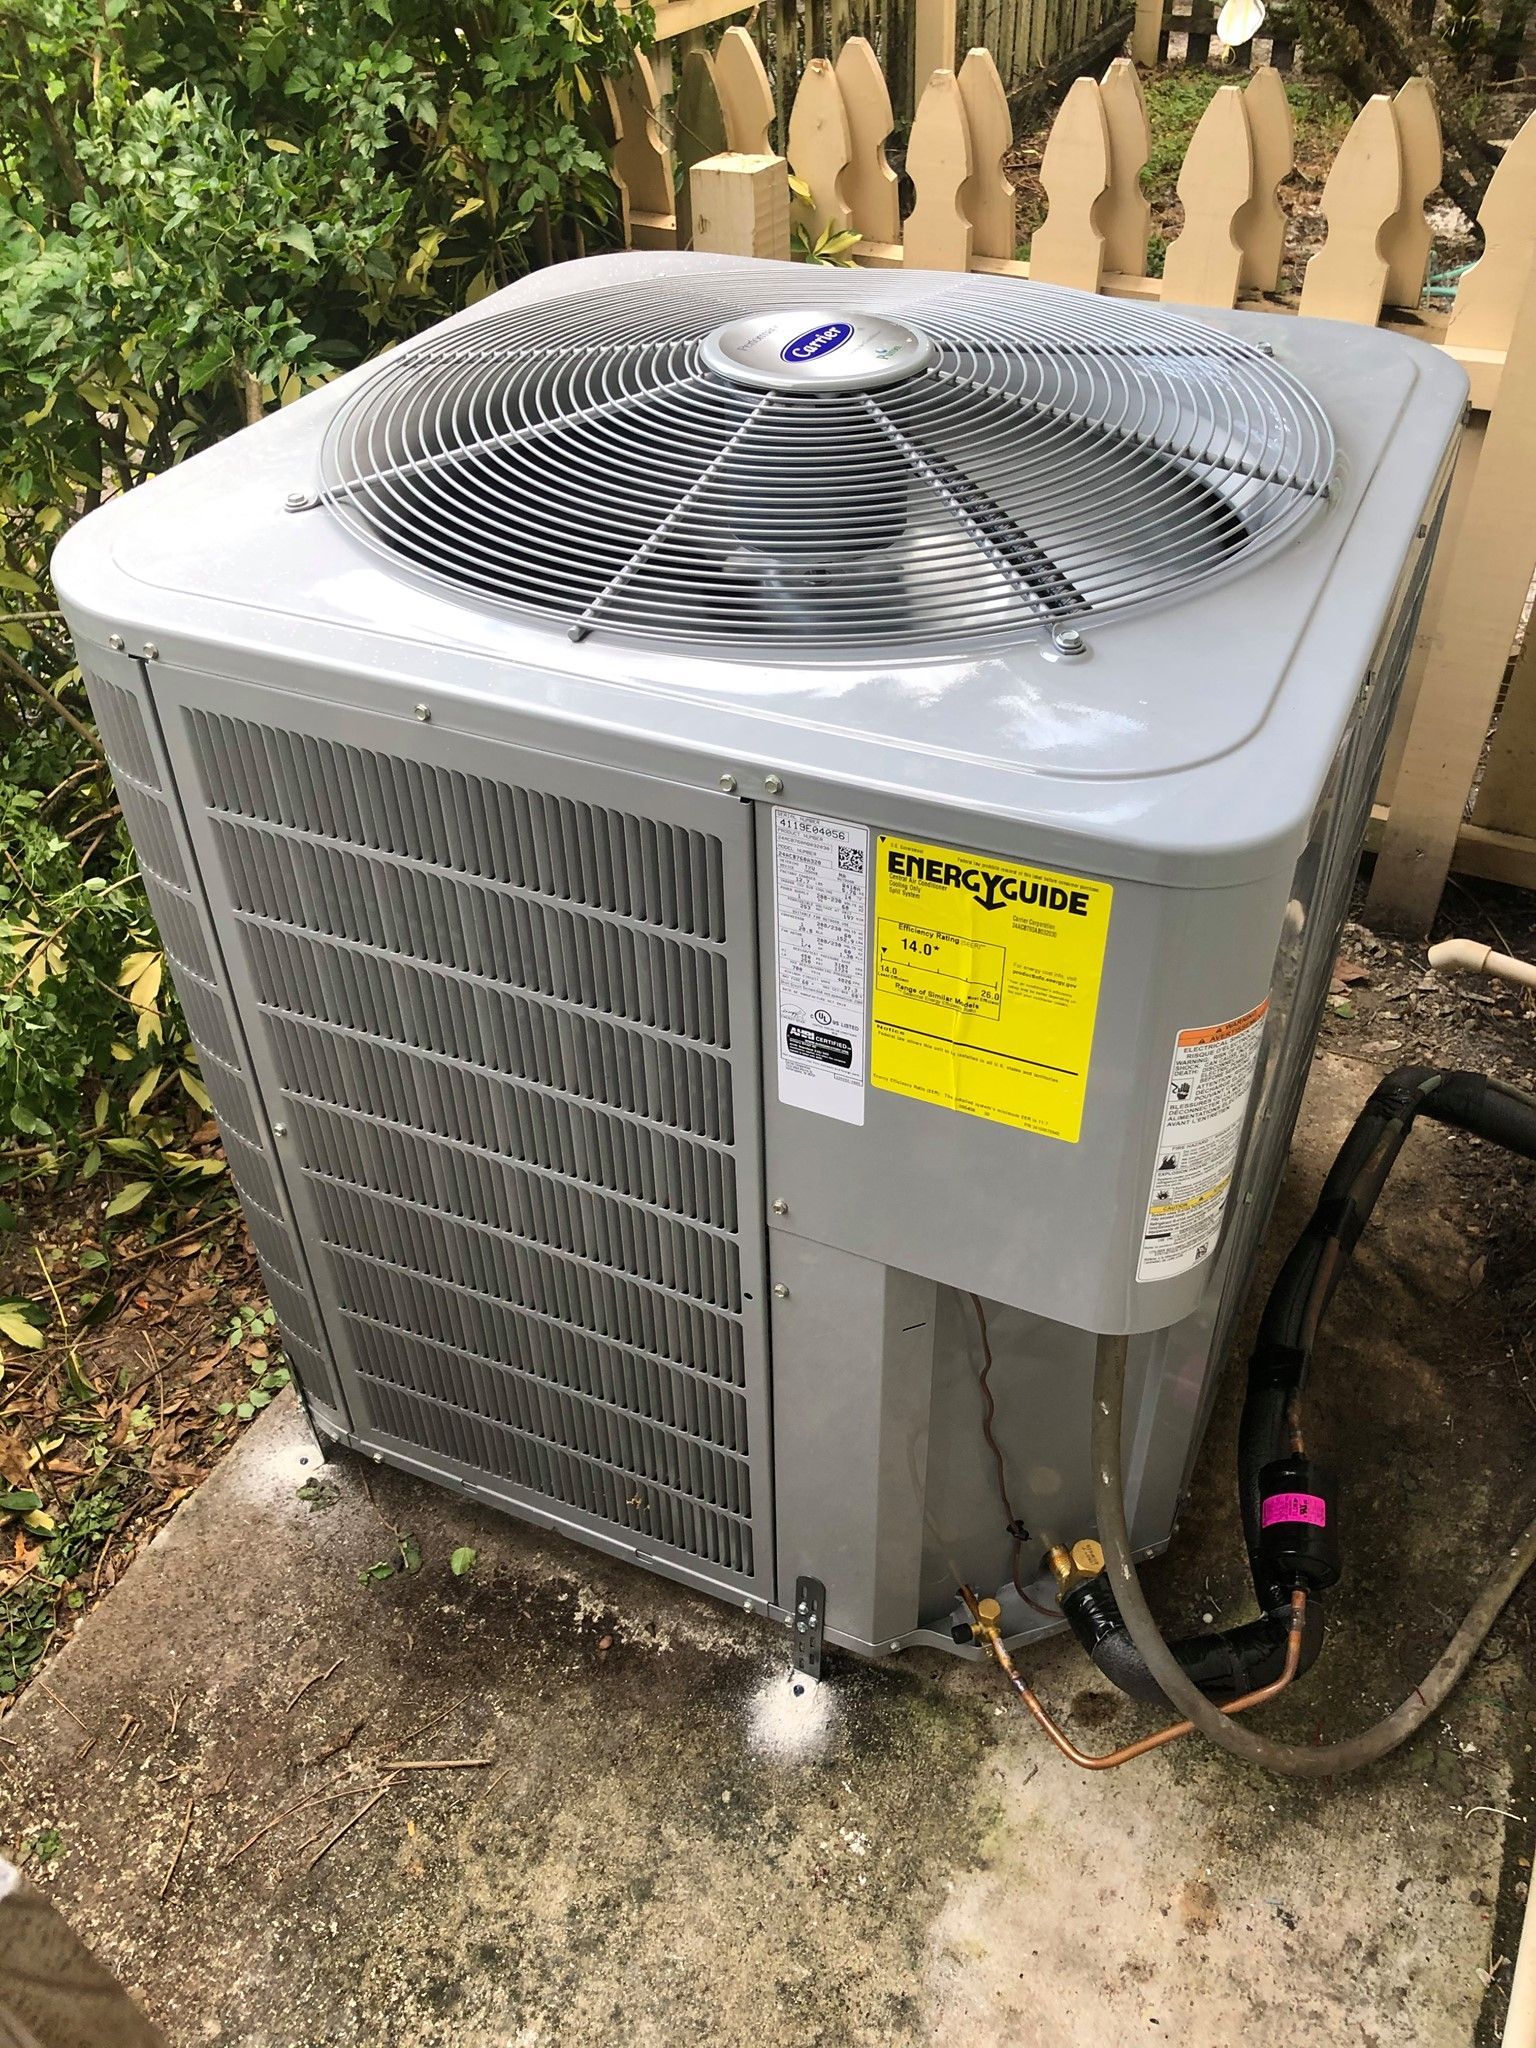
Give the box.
[153,691,773,1600]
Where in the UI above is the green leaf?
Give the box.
[359,1560,395,1584]
[104,1181,152,1219]
[399,1534,422,1573]
[265,136,301,153]
[178,1067,212,1113]
[0,1307,45,1351]
[0,1489,43,1513]
[127,1065,162,1118]
[449,1545,477,1577]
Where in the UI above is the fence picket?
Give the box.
[788,56,855,236]
[1160,84,1252,307]
[674,48,730,250]
[1381,77,1441,310]
[837,36,902,243]
[1098,57,1152,278]
[905,69,974,272]
[716,24,777,156]
[1298,95,1403,324]
[1029,75,1110,292]
[958,48,1017,260]
[1233,64,1292,292]
[611,48,675,250]
[1446,106,1536,356]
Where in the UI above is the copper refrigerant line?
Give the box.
[957,1579,1308,1771]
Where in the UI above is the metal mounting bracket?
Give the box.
[791,1575,826,1682]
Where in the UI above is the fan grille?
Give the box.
[318,271,1335,657]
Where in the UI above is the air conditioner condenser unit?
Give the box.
[55,253,1466,1659]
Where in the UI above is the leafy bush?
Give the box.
[0,0,647,1154]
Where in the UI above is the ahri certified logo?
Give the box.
[781,321,854,365]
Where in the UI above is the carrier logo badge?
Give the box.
[782,322,854,365]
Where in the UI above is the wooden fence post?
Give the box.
[1132,0,1163,63]
[690,152,792,258]
[958,49,1018,260]
[1098,57,1152,278]
[1365,255,1536,934]
[1473,631,1536,836]
[1029,76,1111,291]
[1298,95,1403,325]
[1161,83,1252,307]
[837,37,901,245]
[788,56,854,238]
[915,0,960,100]
[0,1863,165,2048]
[905,70,974,272]
[1233,65,1293,292]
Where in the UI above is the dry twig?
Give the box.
[284,1657,342,1714]
[158,1796,195,1901]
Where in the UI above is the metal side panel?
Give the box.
[79,650,349,1433]
[147,669,776,1609]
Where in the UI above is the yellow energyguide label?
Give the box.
[870,835,1112,1144]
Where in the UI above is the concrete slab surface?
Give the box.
[2,1048,1533,2048]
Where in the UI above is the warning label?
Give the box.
[1137,1000,1270,1282]
[869,836,1112,1143]
[773,808,869,1126]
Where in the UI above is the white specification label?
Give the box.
[1138,999,1269,1282]
[772,807,869,1125]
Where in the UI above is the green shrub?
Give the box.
[0,0,648,1152]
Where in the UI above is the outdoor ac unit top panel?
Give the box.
[52,253,1469,890]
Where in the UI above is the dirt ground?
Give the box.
[0,876,1534,2046]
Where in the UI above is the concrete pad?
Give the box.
[1,1049,1531,2048]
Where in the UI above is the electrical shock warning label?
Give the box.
[773,808,870,1125]
[869,836,1112,1143]
[1138,1000,1270,1282]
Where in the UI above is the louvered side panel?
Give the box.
[151,680,773,1606]
[79,664,348,1426]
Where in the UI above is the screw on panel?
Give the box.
[773,1282,790,1300]
[272,1121,288,1138]
[107,633,125,652]
[142,643,159,661]
[718,773,738,794]
[771,1198,789,1216]
[414,704,431,722]
[1052,626,1085,657]
[284,490,316,512]
[763,773,785,795]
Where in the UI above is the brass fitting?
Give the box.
[1046,1540,1106,1600]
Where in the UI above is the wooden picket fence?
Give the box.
[641,0,1135,121]
[603,30,1536,934]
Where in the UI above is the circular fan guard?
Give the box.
[318,272,1335,658]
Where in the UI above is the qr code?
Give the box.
[837,845,865,874]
